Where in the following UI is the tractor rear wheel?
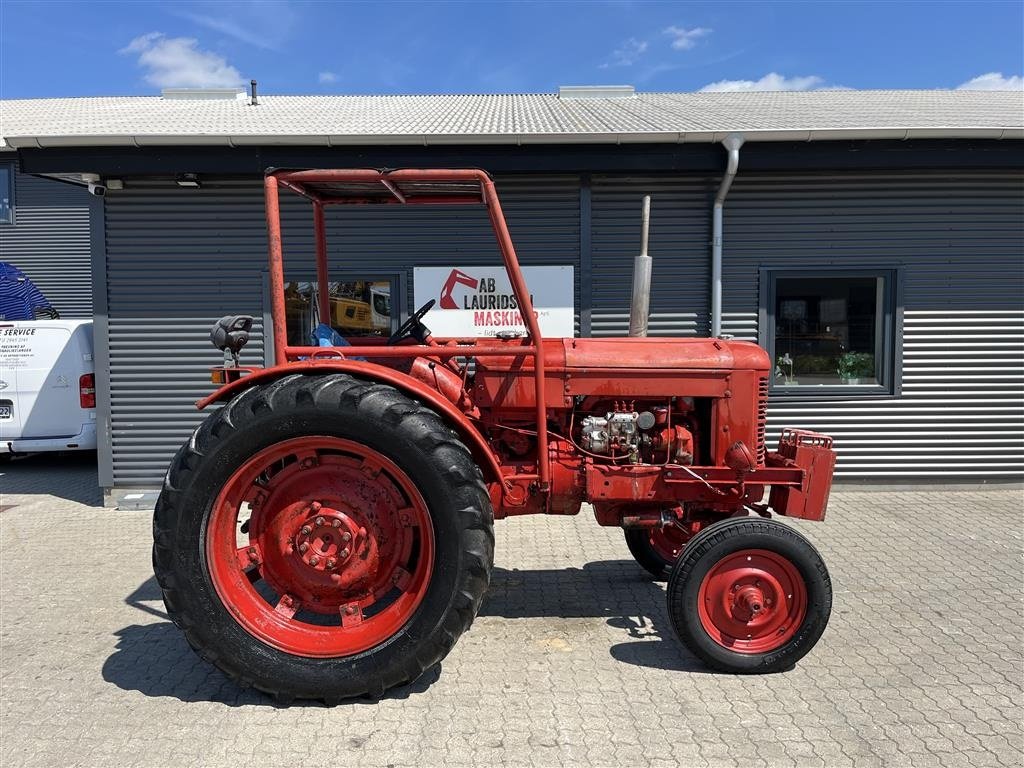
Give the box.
[667,517,831,673]
[152,373,494,702]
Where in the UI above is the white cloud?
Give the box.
[178,12,273,50]
[172,2,296,51]
[663,25,711,51]
[601,38,648,68]
[120,33,243,89]
[700,72,825,92]
[957,72,1024,90]
[318,71,338,84]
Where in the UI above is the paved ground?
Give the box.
[1,453,1022,768]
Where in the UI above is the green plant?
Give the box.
[775,353,797,384]
[837,352,874,380]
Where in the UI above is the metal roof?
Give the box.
[1,89,1022,149]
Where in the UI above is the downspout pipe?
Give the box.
[711,133,745,338]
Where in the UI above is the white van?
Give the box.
[0,319,97,453]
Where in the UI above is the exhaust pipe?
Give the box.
[628,195,652,337]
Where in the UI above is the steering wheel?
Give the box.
[388,299,436,345]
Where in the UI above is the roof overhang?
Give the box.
[5,126,1022,150]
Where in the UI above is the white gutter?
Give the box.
[2,126,1021,150]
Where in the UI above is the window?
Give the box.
[761,269,900,396]
[0,164,13,224]
[282,277,399,347]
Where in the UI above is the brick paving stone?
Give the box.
[1,453,1022,767]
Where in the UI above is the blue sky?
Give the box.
[1,0,1022,98]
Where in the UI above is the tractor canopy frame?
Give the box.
[263,168,552,490]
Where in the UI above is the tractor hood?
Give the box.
[561,337,770,372]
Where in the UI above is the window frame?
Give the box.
[262,270,407,366]
[0,162,14,225]
[758,266,903,400]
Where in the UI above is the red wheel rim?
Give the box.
[205,436,435,658]
[697,548,807,654]
[648,526,690,564]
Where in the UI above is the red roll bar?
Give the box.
[263,169,551,491]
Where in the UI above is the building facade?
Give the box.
[3,89,1022,491]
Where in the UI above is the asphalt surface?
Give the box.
[1,453,1022,767]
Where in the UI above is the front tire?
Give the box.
[624,526,689,581]
[667,517,831,674]
[152,373,494,702]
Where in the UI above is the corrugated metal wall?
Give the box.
[102,177,580,486]
[0,159,93,317]
[590,175,714,336]
[721,171,1024,479]
[101,169,1023,488]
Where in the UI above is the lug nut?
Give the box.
[309,556,320,566]
[341,532,352,542]
[332,519,342,528]
[340,548,350,559]
[299,542,309,553]
[300,525,312,536]
[326,558,336,569]
[315,516,324,527]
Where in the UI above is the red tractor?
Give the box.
[154,169,837,703]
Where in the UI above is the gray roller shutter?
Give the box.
[590,175,714,336]
[102,176,579,488]
[0,160,93,318]
[103,180,269,486]
[722,171,1024,480]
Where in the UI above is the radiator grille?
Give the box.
[757,377,768,465]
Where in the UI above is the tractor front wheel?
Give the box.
[667,517,831,673]
[624,526,690,581]
[152,373,494,702]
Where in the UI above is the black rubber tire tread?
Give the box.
[667,517,831,674]
[152,372,494,703]
[623,529,674,581]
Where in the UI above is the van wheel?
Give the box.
[153,373,494,702]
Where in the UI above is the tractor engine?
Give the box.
[579,401,695,465]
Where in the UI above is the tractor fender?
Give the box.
[196,360,504,485]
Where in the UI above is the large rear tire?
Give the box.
[667,517,831,674]
[153,373,494,703]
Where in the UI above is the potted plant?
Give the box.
[837,352,874,385]
[775,352,798,385]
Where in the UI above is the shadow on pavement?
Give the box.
[482,561,714,673]
[106,560,714,705]
[0,451,102,507]
[105,575,441,706]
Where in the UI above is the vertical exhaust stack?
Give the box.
[628,195,652,337]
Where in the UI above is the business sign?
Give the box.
[413,265,574,337]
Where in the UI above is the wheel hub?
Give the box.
[697,548,808,654]
[732,583,766,621]
[292,502,366,573]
